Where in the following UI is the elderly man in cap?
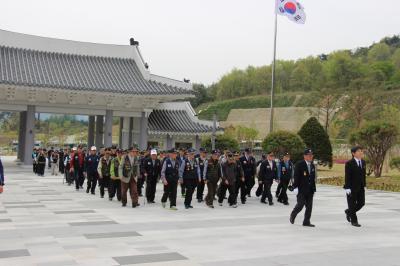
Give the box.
[143,149,162,204]
[259,151,278,205]
[240,148,256,198]
[71,146,86,190]
[234,151,246,204]
[177,147,187,197]
[195,148,207,203]
[290,148,317,227]
[161,149,180,210]
[109,149,123,201]
[344,146,366,227]
[85,146,100,195]
[203,149,221,208]
[97,148,112,198]
[277,152,294,205]
[219,152,242,208]
[179,148,198,209]
[121,146,141,208]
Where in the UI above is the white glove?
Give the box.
[345,189,351,195]
[293,188,298,195]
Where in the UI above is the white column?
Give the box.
[95,115,104,148]
[166,134,173,150]
[18,111,27,161]
[139,112,148,150]
[195,135,201,150]
[87,116,95,148]
[121,117,131,149]
[23,106,35,165]
[104,110,113,147]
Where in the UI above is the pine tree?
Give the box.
[298,117,333,167]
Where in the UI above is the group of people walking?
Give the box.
[30,145,367,227]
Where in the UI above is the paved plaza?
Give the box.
[0,157,399,266]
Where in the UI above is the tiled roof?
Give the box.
[0,45,191,95]
[149,109,215,135]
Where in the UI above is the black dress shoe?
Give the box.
[345,210,351,223]
[351,222,361,227]
[303,223,315,227]
[261,200,267,204]
[290,216,295,224]
[283,202,289,206]
[269,202,274,206]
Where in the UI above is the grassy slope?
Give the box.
[196,89,400,121]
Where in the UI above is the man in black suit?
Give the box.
[143,149,162,204]
[344,146,366,227]
[258,151,278,205]
[290,148,317,227]
[240,148,256,198]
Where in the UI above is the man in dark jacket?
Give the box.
[58,149,65,174]
[259,151,278,205]
[240,148,256,197]
[70,146,85,191]
[344,146,366,227]
[235,152,246,204]
[204,150,221,208]
[161,149,179,210]
[218,152,243,208]
[143,149,161,204]
[277,153,294,205]
[36,149,46,176]
[85,146,100,195]
[290,148,317,227]
[195,148,207,203]
[179,149,197,209]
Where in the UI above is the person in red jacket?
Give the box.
[70,146,85,191]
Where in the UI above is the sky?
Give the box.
[1,0,399,85]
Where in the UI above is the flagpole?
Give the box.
[269,11,278,134]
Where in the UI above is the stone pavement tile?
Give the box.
[5,204,46,209]
[54,210,96,214]
[68,221,117,226]
[40,199,72,202]
[36,260,78,266]
[62,244,97,250]
[2,201,40,204]
[0,249,30,258]
[112,252,188,265]
[84,231,141,239]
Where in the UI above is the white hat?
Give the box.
[90,146,97,151]
[150,149,157,155]
[72,147,77,151]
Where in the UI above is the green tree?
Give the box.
[368,43,391,61]
[350,121,399,177]
[236,126,259,146]
[298,117,333,167]
[261,130,305,163]
[202,134,240,151]
[324,51,363,88]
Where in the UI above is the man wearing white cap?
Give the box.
[85,146,100,195]
[143,149,161,204]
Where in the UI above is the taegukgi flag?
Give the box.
[275,0,306,24]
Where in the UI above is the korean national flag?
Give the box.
[275,0,306,24]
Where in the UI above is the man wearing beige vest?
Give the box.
[121,146,141,208]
